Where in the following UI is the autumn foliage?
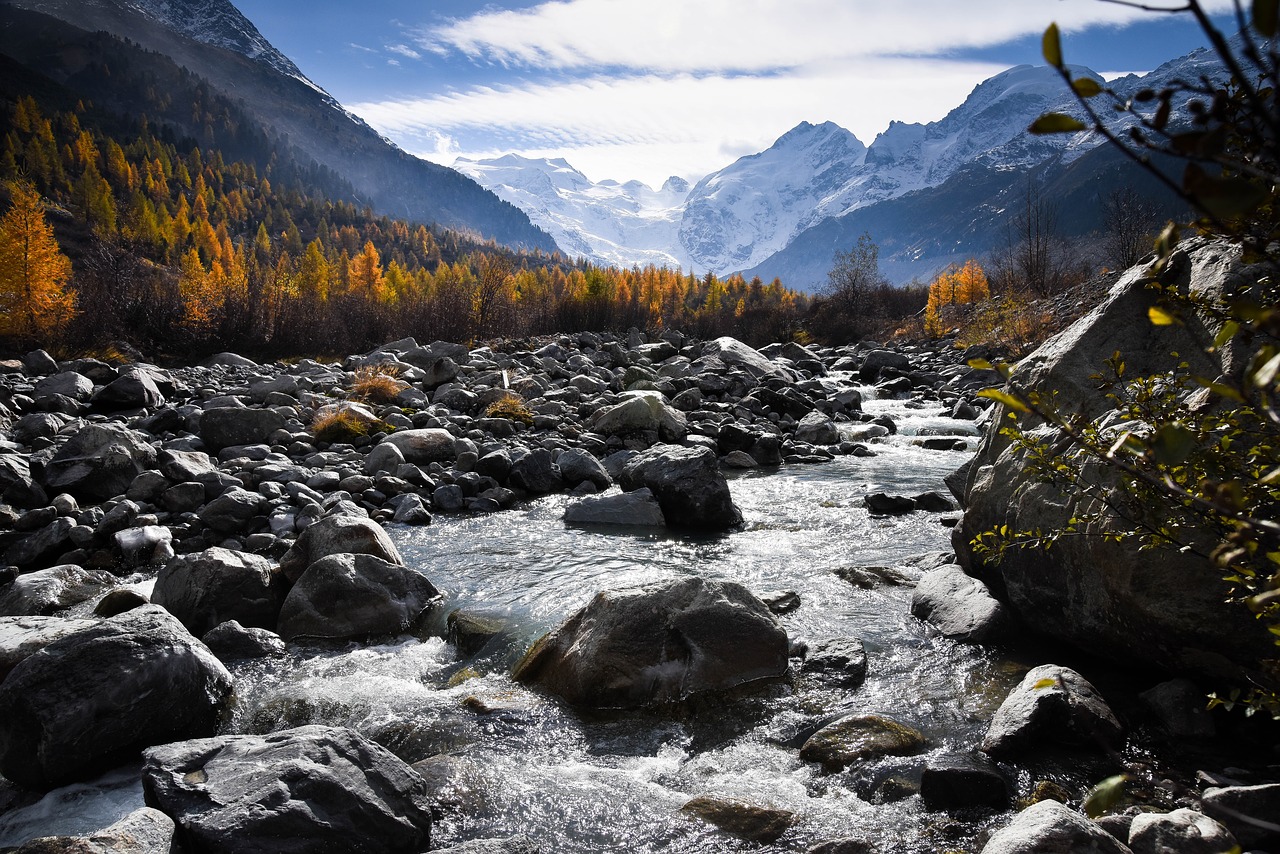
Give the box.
[0,181,77,345]
[923,259,989,337]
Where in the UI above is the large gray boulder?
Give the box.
[591,392,687,443]
[278,513,404,582]
[1127,808,1236,854]
[200,406,286,451]
[381,428,457,465]
[277,553,442,641]
[0,564,117,616]
[91,366,165,411]
[982,799,1130,854]
[141,725,433,854]
[0,606,233,788]
[41,423,158,501]
[953,240,1275,679]
[564,488,666,527]
[1201,783,1280,848]
[513,577,787,708]
[152,547,286,635]
[982,664,1123,759]
[911,564,1011,643]
[13,807,178,854]
[619,444,742,530]
[0,614,98,680]
[695,337,797,383]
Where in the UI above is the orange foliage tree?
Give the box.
[924,259,989,336]
[0,181,77,344]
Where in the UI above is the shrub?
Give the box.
[311,405,387,444]
[351,365,407,405]
[484,393,533,426]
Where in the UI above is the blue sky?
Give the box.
[232,0,1235,188]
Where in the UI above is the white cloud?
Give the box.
[354,0,1237,185]
[387,44,422,60]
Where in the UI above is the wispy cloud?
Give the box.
[351,0,1236,186]
[387,44,422,60]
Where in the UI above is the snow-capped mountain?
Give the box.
[460,42,1226,286]
[453,155,693,268]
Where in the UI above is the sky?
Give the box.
[231,0,1237,189]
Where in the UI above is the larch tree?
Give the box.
[0,181,77,344]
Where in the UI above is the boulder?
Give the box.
[91,367,165,411]
[278,513,404,583]
[141,725,433,854]
[200,406,286,451]
[1127,808,1236,854]
[0,606,232,788]
[278,553,442,641]
[864,493,915,515]
[911,564,1011,643]
[563,488,666,527]
[41,424,157,501]
[982,664,1123,759]
[591,392,687,442]
[696,337,797,382]
[4,517,77,568]
[920,752,1010,811]
[381,428,457,465]
[152,547,285,635]
[202,620,287,660]
[680,795,796,844]
[508,448,563,495]
[197,486,262,533]
[0,564,116,616]
[801,637,868,688]
[619,444,742,531]
[1201,783,1280,848]
[982,799,1130,854]
[799,714,926,772]
[860,349,911,377]
[0,614,97,680]
[953,240,1275,678]
[514,577,787,708]
[555,448,612,490]
[34,371,94,402]
[794,411,839,445]
[14,807,178,854]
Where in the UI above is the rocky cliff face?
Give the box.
[952,239,1275,680]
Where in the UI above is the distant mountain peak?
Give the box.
[122,0,303,78]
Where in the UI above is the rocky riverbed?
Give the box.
[0,315,1277,852]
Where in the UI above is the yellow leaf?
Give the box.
[1072,77,1103,98]
[977,389,1032,413]
[1032,678,1058,690]
[1042,23,1063,69]
[1030,113,1087,135]
[1148,305,1180,326]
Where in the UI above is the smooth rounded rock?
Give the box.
[152,547,285,635]
[981,799,1130,854]
[799,714,925,772]
[619,444,742,530]
[278,553,442,641]
[278,513,404,583]
[982,665,1123,759]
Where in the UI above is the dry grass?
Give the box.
[311,406,386,443]
[484,393,534,426]
[351,365,407,405]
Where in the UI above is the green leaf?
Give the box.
[1192,376,1248,403]
[1150,423,1196,466]
[977,389,1032,413]
[1072,77,1103,98]
[1042,23,1063,68]
[1032,678,1058,690]
[1030,113,1087,135]
[1255,0,1280,37]
[1252,350,1280,388]
[1148,305,1180,326]
[1083,774,1129,818]
[1214,320,1241,349]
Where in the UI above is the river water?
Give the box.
[1,390,1044,853]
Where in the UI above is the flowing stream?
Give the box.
[1,389,1046,853]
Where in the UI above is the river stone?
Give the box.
[592,392,688,442]
[197,486,262,533]
[860,349,912,377]
[0,605,233,788]
[1127,808,1235,854]
[447,609,509,657]
[4,517,76,569]
[91,367,165,411]
[202,619,287,660]
[514,577,787,709]
[563,488,666,527]
[555,448,612,490]
[278,513,404,582]
[696,337,797,382]
[864,493,915,515]
[152,547,285,635]
[911,564,1011,643]
[140,725,433,854]
[114,524,174,566]
[953,240,1276,679]
[157,448,216,481]
[920,752,1010,811]
[1201,783,1280,847]
[93,587,150,617]
[508,448,563,495]
[982,664,1123,759]
[619,444,742,530]
[278,553,443,641]
[382,428,457,465]
[34,371,94,402]
[0,614,98,680]
[13,807,178,854]
[795,411,839,445]
[199,406,286,451]
[799,714,926,772]
[0,564,117,616]
[680,795,796,844]
[801,637,868,687]
[982,799,1130,854]
[42,423,158,501]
